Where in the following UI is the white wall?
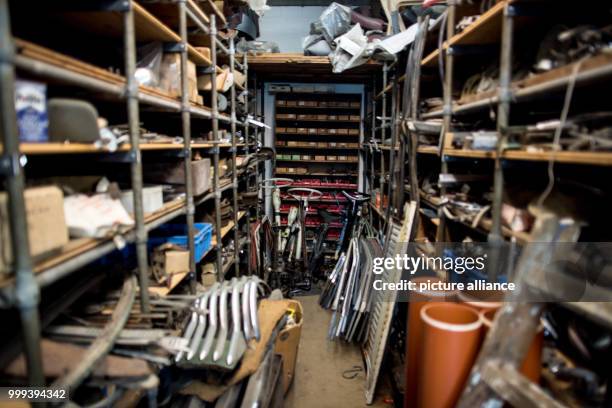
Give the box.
[258,6,326,52]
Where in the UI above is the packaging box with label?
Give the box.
[144,158,211,196]
[276,100,286,106]
[315,155,325,161]
[15,80,48,143]
[0,186,69,275]
[297,128,308,134]
[327,155,337,161]
[338,115,349,121]
[316,114,327,120]
[348,129,359,135]
[350,115,360,121]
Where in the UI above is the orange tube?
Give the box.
[457,289,504,313]
[404,277,457,408]
[480,308,543,383]
[417,303,482,408]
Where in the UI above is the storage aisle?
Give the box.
[285,296,387,408]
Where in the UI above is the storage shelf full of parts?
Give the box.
[0,0,256,388]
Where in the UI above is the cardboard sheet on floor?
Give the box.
[179,299,291,402]
[4,339,151,378]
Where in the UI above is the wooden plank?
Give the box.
[444,147,612,166]
[194,0,226,26]
[422,0,508,67]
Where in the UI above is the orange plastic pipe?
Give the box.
[417,303,482,408]
[404,277,457,408]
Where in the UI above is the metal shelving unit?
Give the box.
[0,0,257,386]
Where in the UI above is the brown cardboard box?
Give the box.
[316,114,327,120]
[317,128,327,135]
[297,128,308,134]
[160,54,198,102]
[0,186,69,274]
[315,155,325,161]
[307,142,317,147]
[328,115,338,120]
[296,167,308,174]
[338,115,349,121]
[144,159,211,195]
[350,101,360,108]
[327,155,337,161]
[286,101,297,107]
[338,142,347,147]
[308,128,317,134]
[302,155,312,160]
[337,129,349,135]
[276,100,286,106]
[276,127,286,133]
[274,299,303,394]
[151,245,189,284]
[287,141,299,147]
[298,114,314,120]
[328,129,337,134]
[317,142,327,148]
[286,128,296,133]
[350,115,360,121]
[338,155,348,161]
[329,142,337,147]
[194,47,211,60]
[287,168,296,173]
[348,129,359,135]
[276,167,287,174]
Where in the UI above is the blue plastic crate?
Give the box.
[149,223,213,262]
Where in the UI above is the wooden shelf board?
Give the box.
[275,117,360,123]
[275,145,358,151]
[277,159,358,164]
[276,104,361,111]
[444,147,612,166]
[421,0,508,67]
[276,132,359,137]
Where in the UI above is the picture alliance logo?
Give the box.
[372,254,487,275]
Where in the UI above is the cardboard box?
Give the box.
[350,102,360,108]
[328,115,338,121]
[338,155,348,161]
[296,167,308,174]
[197,67,231,93]
[276,127,286,133]
[328,129,337,134]
[0,186,69,275]
[287,167,296,173]
[317,142,327,148]
[144,158,211,195]
[120,185,163,215]
[327,155,337,161]
[160,54,198,102]
[315,155,325,161]
[274,299,303,394]
[286,128,297,133]
[287,141,299,147]
[338,115,349,121]
[297,128,308,134]
[316,114,327,120]
[308,128,317,134]
[329,142,337,147]
[336,101,350,107]
[291,155,301,161]
[301,155,312,160]
[348,129,359,135]
[350,115,360,121]
[307,142,317,147]
[276,100,286,106]
[151,245,189,284]
[318,101,328,108]
[337,129,349,135]
[286,101,297,107]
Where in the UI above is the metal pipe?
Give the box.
[123,2,150,313]
[488,4,514,282]
[379,63,387,224]
[52,275,136,394]
[370,77,376,220]
[244,52,252,276]
[210,16,224,281]
[385,74,398,221]
[435,3,455,248]
[178,0,197,292]
[0,0,44,385]
[229,38,240,277]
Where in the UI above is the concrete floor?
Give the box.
[284,295,389,408]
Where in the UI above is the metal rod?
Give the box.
[229,38,240,277]
[52,275,136,394]
[123,1,150,313]
[385,74,398,221]
[488,3,514,282]
[178,0,197,292]
[435,3,455,247]
[0,2,45,383]
[379,63,387,224]
[244,52,253,276]
[210,16,224,281]
[370,76,376,223]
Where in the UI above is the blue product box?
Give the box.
[15,80,48,142]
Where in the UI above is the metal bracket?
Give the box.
[196,66,215,75]
[0,154,22,177]
[163,42,186,53]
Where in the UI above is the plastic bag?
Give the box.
[319,2,352,43]
[135,42,163,87]
[303,34,332,56]
[236,38,280,54]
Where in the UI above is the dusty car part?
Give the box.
[176,298,201,363]
[199,284,221,361]
[213,281,233,361]
[227,279,247,366]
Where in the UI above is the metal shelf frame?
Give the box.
[0,0,256,386]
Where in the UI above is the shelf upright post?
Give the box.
[178,0,197,291]
[0,0,44,386]
[379,63,388,217]
[210,16,224,280]
[385,73,398,221]
[123,0,150,312]
[435,3,456,248]
[229,38,240,276]
[488,3,515,282]
[243,52,253,276]
[370,76,376,226]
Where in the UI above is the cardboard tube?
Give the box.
[404,277,457,408]
[481,308,543,383]
[417,303,482,408]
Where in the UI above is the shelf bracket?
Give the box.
[0,153,22,177]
